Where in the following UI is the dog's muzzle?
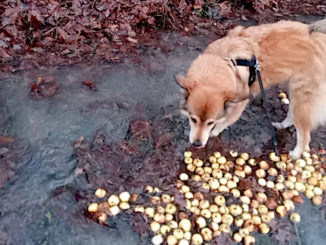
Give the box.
[192,140,204,148]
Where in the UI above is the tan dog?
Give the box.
[176,19,326,159]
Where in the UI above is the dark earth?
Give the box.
[1,0,326,74]
[1,1,326,245]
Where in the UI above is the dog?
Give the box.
[175,19,326,159]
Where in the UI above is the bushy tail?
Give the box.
[310,19,326,33]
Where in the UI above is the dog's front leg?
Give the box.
[210,123,228,137]
[210,99,249,137]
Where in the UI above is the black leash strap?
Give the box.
[235,57,279,155]
[255,60,279,156]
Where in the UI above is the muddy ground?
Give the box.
[1,0,325,74]
[1,25,326,244]
[1,2,326,244]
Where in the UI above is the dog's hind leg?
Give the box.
[290,126,311,159]
[272,106,293,129]
[289,97,312,159]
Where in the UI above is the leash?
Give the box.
[235,56,279,156]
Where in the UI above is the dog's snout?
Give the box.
[192,140,202,147]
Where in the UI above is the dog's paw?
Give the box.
[271,122,283,129]
[289,149,301,160]
[210,131,220,137]
[210,128,221,137]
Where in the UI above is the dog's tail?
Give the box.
[309,19,326,34]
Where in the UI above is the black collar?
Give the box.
[235,56,257,87]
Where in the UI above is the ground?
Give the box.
[1,1,326,245]
[1,0,325,74]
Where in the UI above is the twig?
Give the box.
[293,222,302,245]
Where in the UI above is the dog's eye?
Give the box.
[207,121,215,126]
[190,117,197,124]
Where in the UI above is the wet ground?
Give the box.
[1,16,326,245]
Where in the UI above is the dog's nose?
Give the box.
[192,140,202,147]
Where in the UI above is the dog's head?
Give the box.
[175,55,249,148]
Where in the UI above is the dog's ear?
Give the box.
[175,75,196,91]
[175,75,186,89]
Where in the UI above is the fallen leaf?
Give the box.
[127,37,137,44]
[83,80,96,90]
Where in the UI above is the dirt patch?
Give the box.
[73,85,326,243]
[0,227,9,245]
[1,0,325,74]
[269,218,296,244]
[0,136,22,188]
